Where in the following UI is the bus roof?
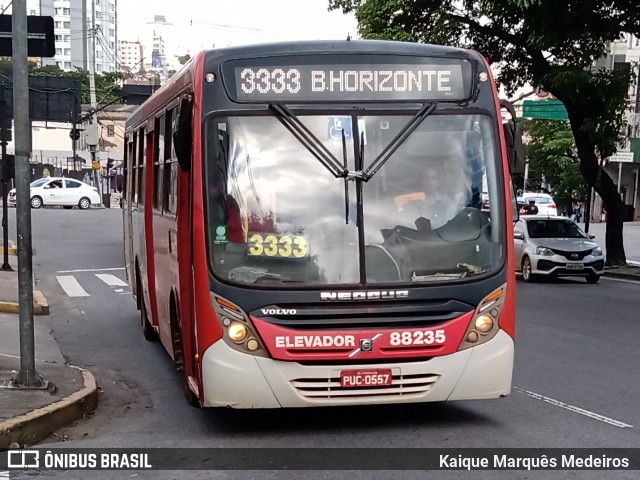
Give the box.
[199,39,475,58]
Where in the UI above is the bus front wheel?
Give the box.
[171,296,200,408]
[140,289,158,342]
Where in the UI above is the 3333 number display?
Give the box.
[247,232,308,258]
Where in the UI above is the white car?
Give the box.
[517,192,558,216]
[513,216,604,283]
[8,177,101,210]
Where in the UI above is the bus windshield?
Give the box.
[205,112,503,286]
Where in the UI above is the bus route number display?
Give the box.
[232,62,467,102]
[247,232,308,259]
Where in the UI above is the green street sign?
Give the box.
[522,99,568,120]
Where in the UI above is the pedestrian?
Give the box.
[521,198,539,215]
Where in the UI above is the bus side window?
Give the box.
[167,108,179,214]
[131,131,138,204]
[162,108,174,213]
[137,128,145,206]
[153,116,165,211]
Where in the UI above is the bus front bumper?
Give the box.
[200,330,514,408]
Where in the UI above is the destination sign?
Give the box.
[225,57,471,102]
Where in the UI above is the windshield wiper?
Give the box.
[362,102,437,180]
[410,263,486,282]
[411,271,467,282]
[457,263,486,276]
[270,103,348,178]
[228,266,282,284]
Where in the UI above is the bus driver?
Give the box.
[396,150,472,229]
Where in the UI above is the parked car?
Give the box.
[517,192,558,216]
[8,177,100,210]
[513,215,604,283]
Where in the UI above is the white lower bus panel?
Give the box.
[200,329,514,408]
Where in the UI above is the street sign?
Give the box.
[0,15,55,57]
[609,152,634,163]
[522,99,569,120]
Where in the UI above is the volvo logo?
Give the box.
[349,334,383,357]
[360,339,373,352]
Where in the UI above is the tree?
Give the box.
[521,119,586,214]
[177,54,191,66]
[329,0,640,265]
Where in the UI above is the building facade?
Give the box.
[592,34,640,222]
[26,0,118,73]
[118,40,143,74]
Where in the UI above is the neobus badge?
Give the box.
[320,290,409,301]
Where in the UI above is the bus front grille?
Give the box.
[290,373,439,400]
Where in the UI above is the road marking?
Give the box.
[0,353,19,359]
[0,471,9,478]
[95,274,129,287]
[602,276,640,284]
[56,275,90,297]
[514,387,633,428]
[56,267,125,273]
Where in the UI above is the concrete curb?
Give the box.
[0,367,98,449]
[603,271,640,281]
[0,291,49,315]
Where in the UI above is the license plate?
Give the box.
[340,369,393,388]
[567,263,584,270]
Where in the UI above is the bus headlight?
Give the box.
[228,322,248,343]
[475,315,494,334]
[210,293,268,357]
[458,283,507,351]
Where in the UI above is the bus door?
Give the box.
[143,128,160,332]
[124,133,135,285]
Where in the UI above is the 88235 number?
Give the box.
[389,329,446,346]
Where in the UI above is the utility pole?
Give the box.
[10,0,50,390]
[86,0,102,206]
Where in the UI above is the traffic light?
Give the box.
[1,154,14,181]
[106,158,114,170]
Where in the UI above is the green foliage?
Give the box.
[522,119,586,208]
[328,0,640,156]
[177,54,191,65]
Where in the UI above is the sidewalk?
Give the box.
[0,256,98,449]
[0,223,639,448]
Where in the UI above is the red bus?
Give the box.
[123,40,523,408]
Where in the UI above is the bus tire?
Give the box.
[140,288,158,342]
[170,294,200,408]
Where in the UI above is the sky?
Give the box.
[118,0,359,64]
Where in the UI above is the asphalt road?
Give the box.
[3,207,639,480]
